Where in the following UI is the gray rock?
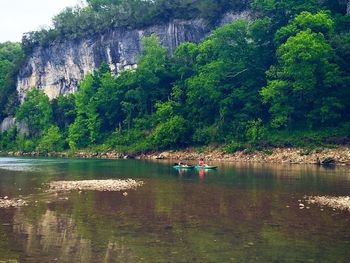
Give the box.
[16,11,250,101]
[0,117,15,132]
[322,157,336,166]
[0,117,29,134]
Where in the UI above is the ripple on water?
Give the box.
[0,158,38,172]
[0,164,37,172]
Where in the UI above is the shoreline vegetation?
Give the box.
[1,2,350,161]
[1,146,349,166]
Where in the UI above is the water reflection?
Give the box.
[0,158,350,262]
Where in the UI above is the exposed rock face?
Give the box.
[0,116,29,134]
[16,12,250,101]
[347,0,350,14]
[0,117,16,132]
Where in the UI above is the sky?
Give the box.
[0,0,83,43]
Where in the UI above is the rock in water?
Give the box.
[322,157,336,166]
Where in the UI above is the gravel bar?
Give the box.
[47,179,144,192]
[306,196,350,211]
[0,197,27,208]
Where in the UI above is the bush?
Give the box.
[225,141,245,153]
[68,117,90,149]
[192,125,218,145]
[15,134,36,152]
[0,127,17,150]
[245,118,266,145]
[37,125,64,152]
[151,115,190,149]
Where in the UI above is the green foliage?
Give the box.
[72,63,115,144]
[261,10,345,129]
[52,94,76,131]
[192,126,219,145]
[252,0,321,26]
[134,35,170,115]
[274,11,334,45]
[0,42,24,120]
[2,1,350,153]
[225,141,245,153]
[15,134,36,152]
[151,115,190,149]
[68,116,90,149]
[185,19,270,139]
[15,89,53,137]
[37,125,65,152]
[263,124,350,148]
[246,119,266,144]
[0,127,17,150]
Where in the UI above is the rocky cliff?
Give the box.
[0,117,28,134]
[16,12,250,101]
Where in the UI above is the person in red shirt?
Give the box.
[198,158,205,166]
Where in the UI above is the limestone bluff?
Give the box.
[16,12,250,101]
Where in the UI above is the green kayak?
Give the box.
[173,165,195,169]
[195,165,217,169]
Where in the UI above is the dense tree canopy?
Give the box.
[0,42,24,121]
[15,89,53,137]
[1,0,350,152]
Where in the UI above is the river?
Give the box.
[0,157,350,262]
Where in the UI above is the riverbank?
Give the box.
[1,146,350,166]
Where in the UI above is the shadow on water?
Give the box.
[0,157,350,262]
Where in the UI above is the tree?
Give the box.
[274,11,334,45]
[38,125,64,152]
[184,19,271,141]
[261,29,342,128]
[16,89,53,136]
[134,35,170,115]
[151,115,190,149]
[52,94,77,131]
[73,64,109,144]
[68,116,90,149]
[0,42,24,120]
[252,0,321,26]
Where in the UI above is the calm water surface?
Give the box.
[0,157,350,262]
